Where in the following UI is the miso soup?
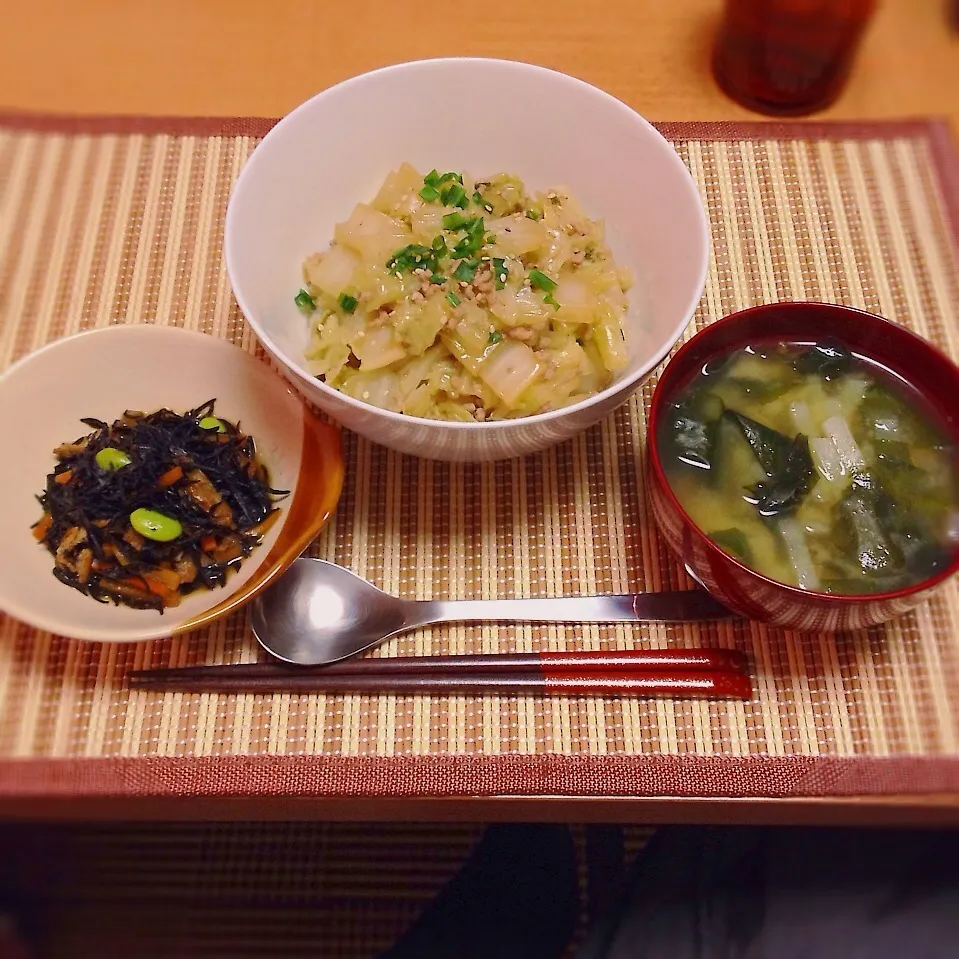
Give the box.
[658,340,959,595]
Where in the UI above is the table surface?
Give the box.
[2,0,957,129]
[1,0,958,825]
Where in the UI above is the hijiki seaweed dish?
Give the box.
[32,401,286,612]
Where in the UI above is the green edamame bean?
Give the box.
[95,447,132,471]
[130,507,182,543]
[198,416,227,433]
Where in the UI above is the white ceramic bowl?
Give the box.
[0,325,343,642]
[226,58,709,461]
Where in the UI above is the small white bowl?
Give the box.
[0,325,343,642]
[226,58,709,461]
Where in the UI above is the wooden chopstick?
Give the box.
[128,670,750,698]
[128,648,746,681]
[127,649,751,699]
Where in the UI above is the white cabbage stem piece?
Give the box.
[810,436,844,482]
[779,517,820,591]
[822,415,866,473]
[790,400,816,437]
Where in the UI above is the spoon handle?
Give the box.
[410,591,734,626]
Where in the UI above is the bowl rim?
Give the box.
[0,323,341,642]
[225,55,710,431]
[647,301,959,605]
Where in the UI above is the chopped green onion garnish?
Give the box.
[387,244,437,273]
[419,184,440,203]
[429,274,447,284]
[452,259,479,283]
[452,238,475,258]
[473,191,493,212]
[543,292,560,310]
[424,169,442,187]
[338,292,358,313]
[446,291,461,307]
[441,184,469,209]
[431,235,449,256]
[442,211,468,230]
[528,268,557,293]
[294,289,315,313]
[488,330,504,344]
[493,257,508,290]
[440,171,464,184]
[486,234,497,244]
[456,239,480,257]
[439,216,486,258]
[526,207,543,220]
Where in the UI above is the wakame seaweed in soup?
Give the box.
[658,340,959,595]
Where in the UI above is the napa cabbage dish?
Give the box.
[295,164,632,421]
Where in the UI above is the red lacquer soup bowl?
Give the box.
[647,302,959,632]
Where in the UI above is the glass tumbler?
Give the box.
[712,0,877,116]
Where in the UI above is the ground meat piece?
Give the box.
[211,501,235,528]
[186,469,223,512]
[123,528,145,551]
[507,327,534,341]
[55,526,87,567]
[211,534,244,564]
[173,554,198,585]
[54,438,90,458]
[99,579,155,605]
[74,548,93,584]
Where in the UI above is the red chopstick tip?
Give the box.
[543,671,752,699]
[712,671,753,700]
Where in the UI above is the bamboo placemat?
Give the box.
[0,116,958,801]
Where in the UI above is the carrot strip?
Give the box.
[157,465,183,487]
[54,470,73,485]
[120,575,174,600]
[32,514,53,541]
[249,510,280,538]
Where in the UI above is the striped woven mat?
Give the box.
[0,116,958,801]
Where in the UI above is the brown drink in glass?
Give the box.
[712,0,877,116]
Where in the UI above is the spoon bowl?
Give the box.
[251,561,412,664]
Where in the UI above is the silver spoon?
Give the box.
[251,558,735,666]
